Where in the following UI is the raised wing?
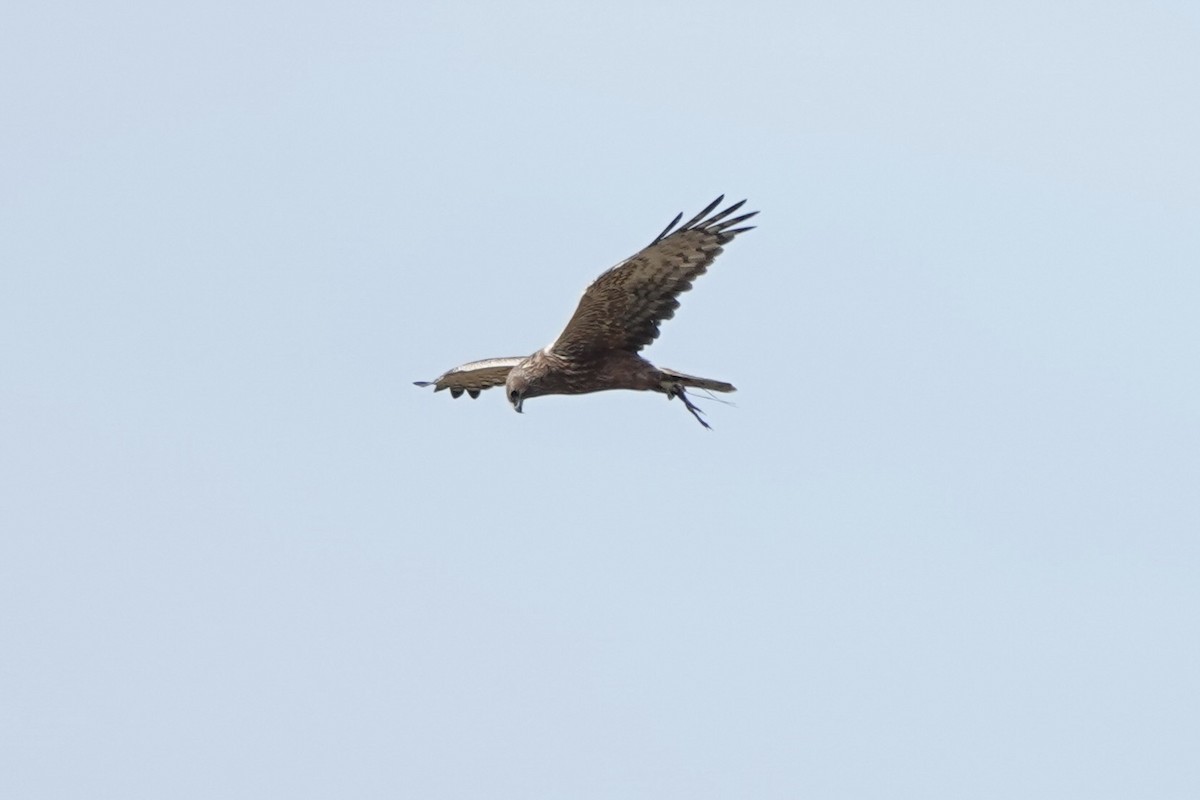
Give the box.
[548,196,756,357]
[414,357,524,399]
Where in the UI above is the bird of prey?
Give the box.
[415,196,756,428]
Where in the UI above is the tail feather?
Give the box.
[659,368,736,393]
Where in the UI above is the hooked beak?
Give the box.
[513,396,524,413]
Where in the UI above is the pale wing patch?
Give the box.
[445,357,525,375]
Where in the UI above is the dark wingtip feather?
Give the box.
[680,195,725,230]
[650,211,685,245]
[413,381,433,387]
[649,195,758,244]
[700,198,747,227]
[712,210,759,232]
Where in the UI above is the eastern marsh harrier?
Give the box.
[415,196,756,428]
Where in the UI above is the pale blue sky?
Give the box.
[2,2,1198,798]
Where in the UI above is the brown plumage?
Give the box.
[415,196,756,428]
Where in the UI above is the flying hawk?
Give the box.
[415,196,756,428]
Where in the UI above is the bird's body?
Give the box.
[415,196,756,428]
[510,348,657,397]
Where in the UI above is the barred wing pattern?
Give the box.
[548,196,757,357]
[413,357,524,399]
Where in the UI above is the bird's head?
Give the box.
[505,368,530,414]
[506,352,553,414]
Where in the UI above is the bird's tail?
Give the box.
[659,368,736,394]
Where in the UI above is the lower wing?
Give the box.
[414,357,524,399]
